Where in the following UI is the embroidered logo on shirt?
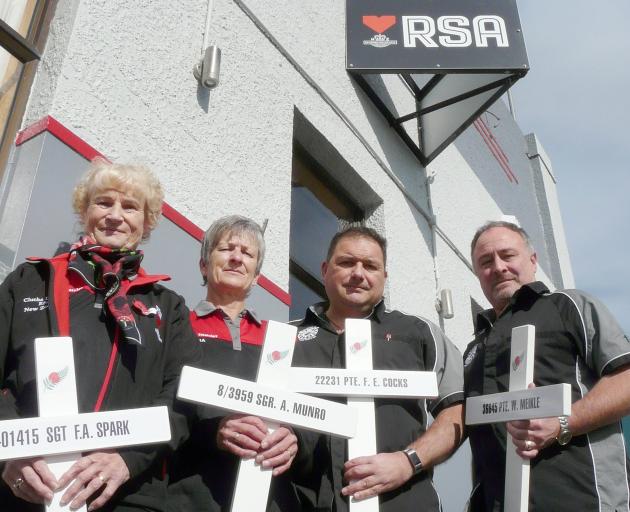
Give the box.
[266,350,290,365]
[464,344,479,367]
[132,300,162,319]
[197,333,219,340]
[297,326,319,341]
[69,286,90,294]
[22,296,48,313]
[43,367,68,390]
[132,300,162,336]
[349,339,368,354]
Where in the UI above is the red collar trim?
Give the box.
[27,254,170,336]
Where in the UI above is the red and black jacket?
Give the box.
[0,253,201,511]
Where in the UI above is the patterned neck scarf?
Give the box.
[68,237,144,345]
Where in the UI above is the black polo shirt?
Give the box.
[464,281,630,511]
[291,300,464,512]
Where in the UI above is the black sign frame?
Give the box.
[346,0,529,166]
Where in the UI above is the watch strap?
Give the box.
[556,415,572,445]
[403,448,423,474]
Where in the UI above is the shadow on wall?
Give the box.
[348,75,434,253]
[453,105,553,279]
[350,77,429,198]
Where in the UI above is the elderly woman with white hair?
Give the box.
[167,215,299,511]
[0,159,199,511]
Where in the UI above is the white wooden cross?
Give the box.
[176,321,358,512]
[465,325,572,512]
[0,337,172,512]
[290,318,439,512]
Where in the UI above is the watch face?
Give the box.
[404,449,422,473]
[557,431,572,445]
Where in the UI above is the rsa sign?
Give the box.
[347,0,529,73]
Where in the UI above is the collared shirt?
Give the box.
[464,281,630,512]
[192,300,261,351]
[291,300,464,512]
[169,302,299,511]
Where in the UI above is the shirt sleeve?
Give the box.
[421,318,465,416]
[559,289,630,376]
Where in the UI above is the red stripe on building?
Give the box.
[161,203,205,241]
[473,119,518,184]
[16,116,106,162]
[258,275,291,306]
[475,119,518,183]
[14,116,291,306]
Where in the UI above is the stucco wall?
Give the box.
[9,1,577,510]
[20,0,571,341]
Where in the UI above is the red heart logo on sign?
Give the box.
[362,15,396,34]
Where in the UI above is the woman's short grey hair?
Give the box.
[200,215,266,285]
[470,220,534,258]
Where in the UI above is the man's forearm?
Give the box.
[408,403,464,469]
[568,365,630,436]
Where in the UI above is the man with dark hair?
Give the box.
[291,226,464,511]
[464,220,630,511]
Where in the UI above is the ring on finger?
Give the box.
[234,432,240,440]
[525,440,533,450]
[12,477,24,490]
[98,473,107,484]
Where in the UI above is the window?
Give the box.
[289,144,364,319]
[0,1,54,176]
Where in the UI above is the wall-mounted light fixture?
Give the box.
[193,45,221,89]
[436,289,454,319]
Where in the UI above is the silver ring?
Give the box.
[98,473,106,484]
[234,432,240,440]
[525,440,533,450]
[12,477,24,490]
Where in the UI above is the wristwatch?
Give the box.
[403,448,423,475]
[556,416,572,445]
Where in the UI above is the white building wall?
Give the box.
[16,3,574,508]
[527,133,575,288]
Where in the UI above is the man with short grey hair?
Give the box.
[464,220,630,511]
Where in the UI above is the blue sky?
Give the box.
[513,1,630,333]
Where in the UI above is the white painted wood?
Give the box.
[505,325,535,512]
[35,337,84,512]
[290,368,438,398]
[177,321,358,512]
[0,407,172,460]
[0,337,172,512]
[465,383,571,425]
[464,325,573,512]
[345,319,379,512]
[231,321,296,512]
[177,367,356,437]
